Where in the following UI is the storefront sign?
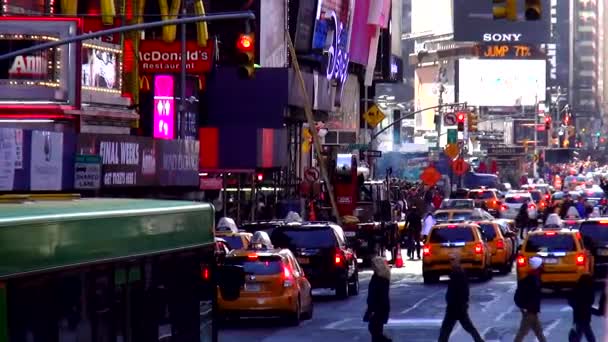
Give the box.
[138,40,214,74]
[77,134,199,187]
[324,11,349,107]
[74,155,102,190]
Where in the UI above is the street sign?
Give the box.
[363,104,386,128]
[447,129,458,144]
[452,158,469,176]
[74,154,102,190]
[362,150,382,158]
[487,146,525,155]
[304,167,320,182]
[444,143,460,159]
[420,166,441,187]
[444,113,457,126]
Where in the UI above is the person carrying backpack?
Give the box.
[514,257,547,342]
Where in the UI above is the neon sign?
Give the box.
[324,11,349,107]
[153,75,175,140]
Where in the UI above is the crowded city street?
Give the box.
[220,260,607,341]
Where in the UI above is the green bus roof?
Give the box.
[0,198,215,279]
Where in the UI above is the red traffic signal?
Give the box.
[456,112,466,123]
[563,114,571,125]
[236,34,254,52]
[256,173,264,182]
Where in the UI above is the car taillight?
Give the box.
[283,264,294,287]
[423,245,431,257]
[601,199,607,206]
[528,204,536,210]
[517,255,526,267]
[335,248,345,265]
[545,194,550,201]
[496,239,505,249]
[576,253,586,266]
[500,204,508,211]
[474,242,483,254]
[201,266,210,280]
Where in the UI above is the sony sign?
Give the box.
[323,11,349,107]
[482,33,522,42]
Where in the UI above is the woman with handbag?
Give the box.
[364,256,392,342]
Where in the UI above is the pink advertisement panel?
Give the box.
[349,0,374,65]
[153,75,175,140]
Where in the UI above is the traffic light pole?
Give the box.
[0,11,256,61]
[369,102,468,146]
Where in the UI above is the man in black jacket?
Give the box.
[406,207,423,260]
[438,254,485,342]
[514,256,547,342]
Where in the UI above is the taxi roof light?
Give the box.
[247,254,258,259]
[545,231,557,236]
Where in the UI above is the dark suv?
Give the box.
[271,222,359,298]
[579,219,608,279]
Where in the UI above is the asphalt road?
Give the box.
[219,259,607,341]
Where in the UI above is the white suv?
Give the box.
[502,192,538,220]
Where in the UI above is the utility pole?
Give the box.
[533,96,539,179]
[435,84,445,149]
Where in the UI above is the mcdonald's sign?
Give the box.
[139,75,151,91]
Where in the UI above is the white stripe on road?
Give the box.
[401,293,437,314]
[544,319,561,337]
[495,305,515,322]
[323,318,352,329]
[322,318,443,330]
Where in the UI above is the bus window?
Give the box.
[8,275,57,341]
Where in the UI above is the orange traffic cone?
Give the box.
[395,243,404,268]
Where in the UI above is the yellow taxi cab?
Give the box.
[217,231,313,325]
[467,188,502,216]
[215,217,253,250]
[422,223,493,284]
[476,221,516,274]
[433,208,494,224]
[517,228,593,288]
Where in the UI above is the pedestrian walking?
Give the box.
[364,256,392,342]
[513,256,547,342]
[516,200,531,239]
[568,274,596,342]
[406,207,422,260]
[437,254,485,342]
[421,211,435,243]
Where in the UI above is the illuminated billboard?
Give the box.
[457,59,546,107]
[0,17,80,107]
[153,75,175,140]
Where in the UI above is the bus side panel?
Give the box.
[0,282,6,342]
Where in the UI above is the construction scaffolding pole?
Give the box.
[286,35,341,225]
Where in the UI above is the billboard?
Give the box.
[153,75,175,140]
[453,0,551,43]
[458,59,546,106]
[0,18,80,107]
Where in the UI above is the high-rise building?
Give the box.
[572,0,600,127]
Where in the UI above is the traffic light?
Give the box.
[563,113,571,126]
[256,172,264,182]
[456,111,466,132]
[596,131,601,137]
[525,0,542,20]
[236,33,255,79]
[493,0,517,21]
[467,112,478,132]
[544,115,551,130]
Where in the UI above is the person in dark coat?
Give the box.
[514,256,547,342]
[568,274,596,341]
[516,199,531,239]
[365,256,391,342]
[438,254,485,342]
[406,207,423,260]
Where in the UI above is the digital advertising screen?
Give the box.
[457,59,546,107]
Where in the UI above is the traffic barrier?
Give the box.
[395,243,404,268]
